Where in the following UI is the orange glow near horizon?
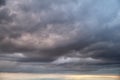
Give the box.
[0,73,119,80]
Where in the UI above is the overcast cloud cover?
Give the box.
[0,0,120,74]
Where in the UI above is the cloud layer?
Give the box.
[0,0,120,74]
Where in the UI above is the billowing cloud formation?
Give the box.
[0,0,120,74]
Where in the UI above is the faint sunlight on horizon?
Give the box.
[0,73,119,80]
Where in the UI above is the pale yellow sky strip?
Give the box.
[0,73,119,80]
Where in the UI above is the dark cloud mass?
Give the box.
[0,0,120,74]
[0,0,5,6]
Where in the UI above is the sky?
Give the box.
[0,0,120,75]
[0,73,119,80]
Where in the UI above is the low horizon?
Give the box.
[0,73,119,80]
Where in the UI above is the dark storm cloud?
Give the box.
[0,0,5,6]
[0,0,14,24]
[0,8,14,24]
[0,0,120,74]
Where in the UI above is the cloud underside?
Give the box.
[0,0,120,74]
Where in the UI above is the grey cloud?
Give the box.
[0,8,13,24]
[0,0,5,6]
[0,0,120,74]
[0,59,119,74]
